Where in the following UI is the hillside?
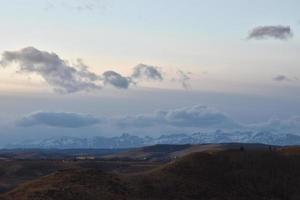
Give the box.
[3,148,300,200]
[132,150,300,200]
[1,169,130,200]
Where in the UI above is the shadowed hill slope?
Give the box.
[1,169,130,200]
[133,150,300,200]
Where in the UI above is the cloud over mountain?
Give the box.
[17,111,101,128]
[251,116,300,134]
[116,105,241,130]
[12,105,300,136]
[15,105,240,131]
[248,25,293,40]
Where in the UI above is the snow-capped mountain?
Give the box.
[5,131,300,149]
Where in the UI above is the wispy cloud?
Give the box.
[176,70,192,89]
[248,25,293,40]
[44,0,110,12]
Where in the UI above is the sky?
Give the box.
[0,0,300,146]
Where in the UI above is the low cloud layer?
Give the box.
[248,25,293,40]
[13,105,300,136]
[0,47,188,93]
[17,111,101,128]
[16,106,240,130]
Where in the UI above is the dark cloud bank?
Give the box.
[248,25,293,40]
[0,47,190,93]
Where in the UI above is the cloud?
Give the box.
[15,106,240,132]
[131,64,163,81]
[17,111,101,128]
[116,105,240,130]
[12,105,300,137]
[0,47,192,93]
[176,70,191,89]
[273,75,292,82]
[44,0,110,12]
[102,71,132,89]
[248,25,293,40]
[0,47,101,93]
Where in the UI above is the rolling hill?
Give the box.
[3,147,300,200]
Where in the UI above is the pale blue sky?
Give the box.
[1,0,300,92]
[0,0,300,145]
[0,0,299,89]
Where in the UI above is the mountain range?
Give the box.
[4,130,300,149]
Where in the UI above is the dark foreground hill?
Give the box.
[2,149,300,200]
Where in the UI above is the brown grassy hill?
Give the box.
[1,169,130,200]
[3,149,300,200]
